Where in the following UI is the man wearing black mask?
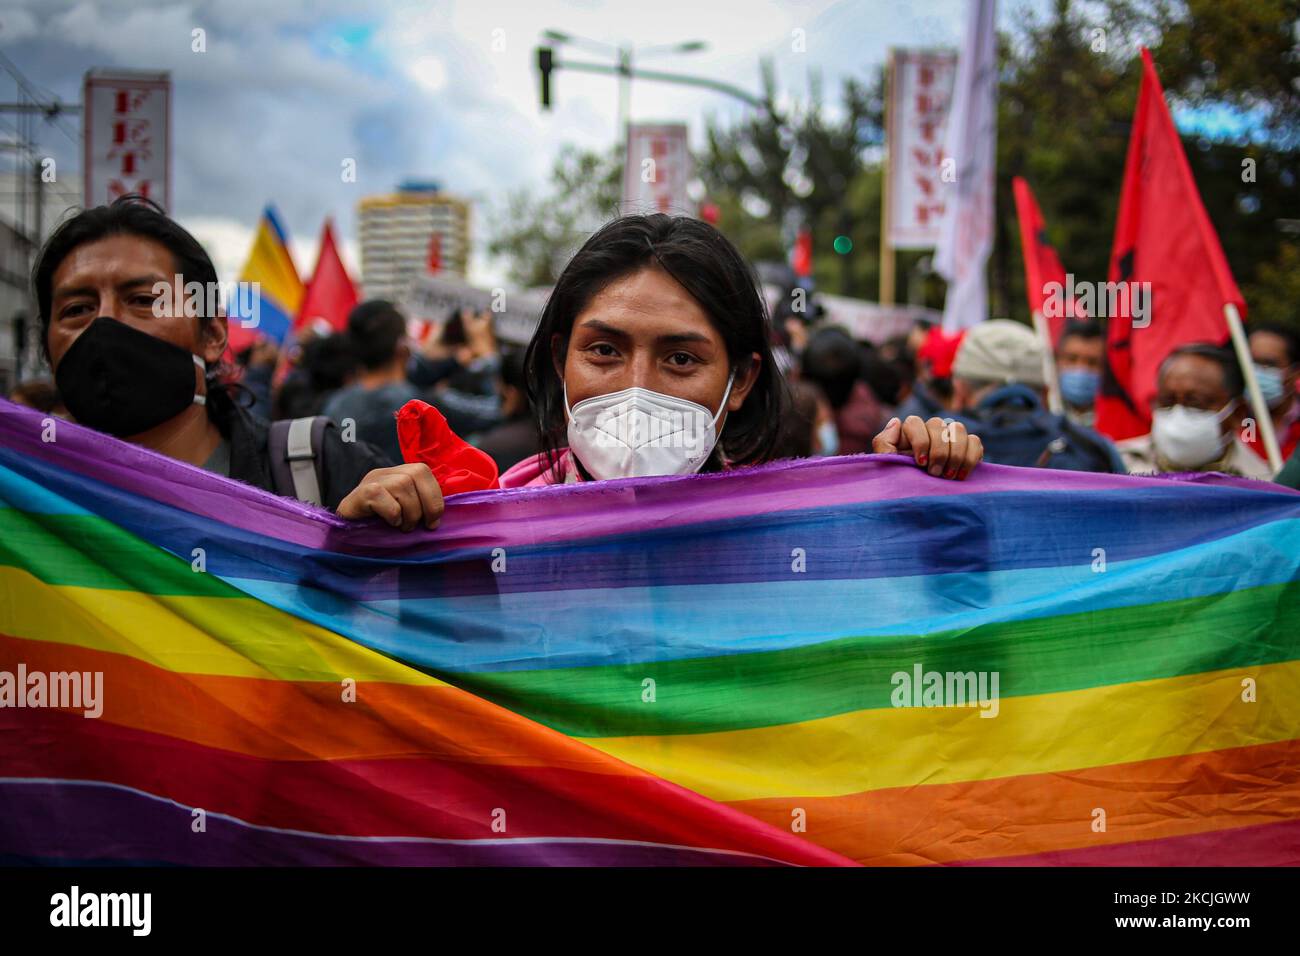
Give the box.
[34,195,443,531]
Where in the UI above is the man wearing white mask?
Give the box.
[1116,343,1274,479]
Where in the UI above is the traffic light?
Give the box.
[537,47,554,110]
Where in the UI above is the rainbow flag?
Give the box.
[2,397,1298,866]
[226,205,304,351]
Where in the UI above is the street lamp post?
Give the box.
[616,45,631,143]
[538,31,761,140]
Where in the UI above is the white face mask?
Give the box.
[815,420,839,457]
[565,374,734,480]
[1151,401,1235,468]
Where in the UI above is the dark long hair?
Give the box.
[523,213,786,473]
[31,194,241,426]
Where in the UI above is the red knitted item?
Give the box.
[396,399,499,495]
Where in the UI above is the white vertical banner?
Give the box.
[83,70,172,211]
[622,123,694,216]
[887,49,958,250]
[933,0,998,332]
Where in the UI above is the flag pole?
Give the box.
[879,49,896,306]
[1031,309,1063,414]
[1224,302,1283,472]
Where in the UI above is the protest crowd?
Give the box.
[8,195,1298,526]
[4,0,1300,895]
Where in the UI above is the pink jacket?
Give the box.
[498,447,736,487]
[498,449,576,488]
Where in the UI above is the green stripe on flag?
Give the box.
[443,581,1300,737]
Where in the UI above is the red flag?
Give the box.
[917,326,965,379]
[426,232,441,275]
[1094,48,1245,441]
[1012,176,1086,348]
[295,219,358,334]
[791,228,813,279]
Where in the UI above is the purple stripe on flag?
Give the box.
[0,780,786,867]
[2,398,1290,560]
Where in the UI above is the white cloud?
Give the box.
[185,215,255,284]
[3,0,1026,293]
[0,6,39,41]
[406,54,448,94]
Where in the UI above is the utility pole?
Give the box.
[616,44,631,144]
[0,48,82,383]
[32,152,41,243]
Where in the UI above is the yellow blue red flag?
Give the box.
[227,206,304,350]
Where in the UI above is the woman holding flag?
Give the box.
[501,213,984,487]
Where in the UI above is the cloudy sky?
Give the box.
[0,0,1018,288]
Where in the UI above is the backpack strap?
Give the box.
[268,416,331,505]
[1034,436,1069,469]
[1029,418,1124,473]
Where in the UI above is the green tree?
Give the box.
[1107,0,1300,144]
[1244,240,1300,326]
[997,0,1300,330]
[490,0,1299,330]
[487,145,623,287]
[698,65,886,297]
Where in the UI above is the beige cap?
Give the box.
[952,319,1046,387]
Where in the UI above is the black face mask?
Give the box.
[55,316,207,437]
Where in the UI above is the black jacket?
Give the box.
[219,395,394,510]
[948,384,1126,474]
[476,415,543,472]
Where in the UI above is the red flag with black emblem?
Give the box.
[1094,48,1245,441]
[1012,176,1085,348]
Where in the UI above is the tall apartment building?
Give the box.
[357,181,471,301]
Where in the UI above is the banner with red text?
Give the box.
[886,49,957,249]
[83,69,171,211]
